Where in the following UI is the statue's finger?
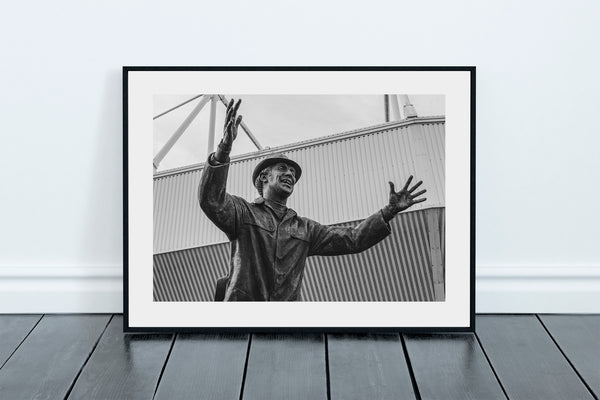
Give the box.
[402,175,413,191]
[228,99,241,125]
[411,189,427,198]
[413,197,427,204]
[225,99,234,125]
[233,98,242,116]
[233,115,242,139]
[408,180,423,193]
[388,181,395,195]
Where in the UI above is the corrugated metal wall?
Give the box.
[154,208,444,302]
[154,118,445,253]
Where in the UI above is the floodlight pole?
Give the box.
[384,95,390,122]
[153,95,210,172]
[207,95,217,158]
[217,95,263,150]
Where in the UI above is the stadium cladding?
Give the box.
[153,117,445,301]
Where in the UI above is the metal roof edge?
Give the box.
[154,116,445,179]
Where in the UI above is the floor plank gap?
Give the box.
[0,314,43,371]
[400,334,422,400]
[329,333,414,399]
[238,333,253,400]
[152,333,177,400]
[473,331,510,400]
[154,333,249,400]
[535,315,599,400]
[243,333,327,399]
[63,314,114,400]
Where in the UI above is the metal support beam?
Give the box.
[389,95,402,121]
[217,95,263,150]
[153,94,203,120]
[153,95,210,171]
[426,209,445,301]
[207,95,217,158]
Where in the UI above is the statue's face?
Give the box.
[264,162,297,197]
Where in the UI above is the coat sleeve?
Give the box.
[307,211,391,256]
[198,153,245,240]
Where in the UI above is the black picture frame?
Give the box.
[123,66,475,333]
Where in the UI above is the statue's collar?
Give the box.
[254,197,297,219]
[254,197,286,207]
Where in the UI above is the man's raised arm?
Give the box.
[308,176,427,256]
[198,99,243,239]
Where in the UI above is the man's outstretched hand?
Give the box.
[215,98,242,163]
[383,176,427,221]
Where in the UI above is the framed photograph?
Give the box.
[123,67,475,332]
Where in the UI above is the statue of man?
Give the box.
[199,99,427,301]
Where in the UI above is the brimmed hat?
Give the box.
[252,153,302,190]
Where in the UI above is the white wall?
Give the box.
[1,1,598,313]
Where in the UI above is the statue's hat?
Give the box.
[252,153,302,188]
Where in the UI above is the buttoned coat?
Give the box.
[198,155,391,301]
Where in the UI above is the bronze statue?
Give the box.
[199,99,427,301]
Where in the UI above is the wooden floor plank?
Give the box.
[0,314,110,400]
[154,333,249,400]
[66,315,173,400]
[476,315,594,400]
[328,333,416,400]
[404,333,506,400]
[539,314,600,398]
[0,314,41,368]
[243,333,327,400]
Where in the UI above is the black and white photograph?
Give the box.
[152,94,445,303]
[125,68,473,330]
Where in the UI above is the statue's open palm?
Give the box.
[388,176,427,213]
[222,98,242,149]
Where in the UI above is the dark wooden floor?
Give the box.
[0,315,598,399]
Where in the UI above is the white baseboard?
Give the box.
[0,266,123,313]
[476,266,600,313]
[1,266,599,313]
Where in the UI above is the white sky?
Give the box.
[153,95,444,171]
